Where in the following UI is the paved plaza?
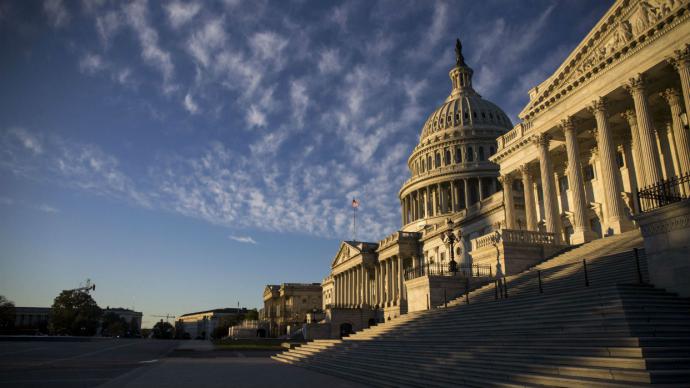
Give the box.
[0,339,365,388]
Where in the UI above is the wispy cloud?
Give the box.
[36,203,59,213]
[183,93,199,114]
[228,235,257,244]
[124,0,176,94]
[43,0,70,28]
[164,1,201,29]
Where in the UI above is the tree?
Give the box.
[50,290,102,336]
[101,312,127,337]
[152,321,174,339]
[0,296,15,331]
[243,309,259,321]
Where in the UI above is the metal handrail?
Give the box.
[637,172,690,212]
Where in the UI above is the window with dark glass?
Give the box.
[616,151,625,168]
[444,149,451,165]
[467,147,474,161]
[478,147,485,161]
[455,147,462,163]
[584,164,595,181]
[435,153,441,168]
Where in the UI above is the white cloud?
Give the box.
[37,204,59,213]
[79,53,106,74]
[10,128,43,155]
[43,0,70,28]
[186,17,226,67]
[183,93,199,114]
[124,0,176,93]
[164,1,201,29]
[318,48,341,74]
[95,10,122,48]
[290,80,309,128]
[249,31,288,62]
[228,235,257,244]
[246,105,266,128]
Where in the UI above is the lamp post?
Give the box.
[444,218,460,275]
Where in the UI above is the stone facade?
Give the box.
[261,283,322,337]
[304,0,690,338]
[176,308,248,339]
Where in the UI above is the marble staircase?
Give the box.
[273,230,690,387]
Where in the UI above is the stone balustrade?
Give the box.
[471,229,557,251]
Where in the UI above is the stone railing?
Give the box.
[497,121,533,151]
[378,231,421,250]
[471,229,557,250]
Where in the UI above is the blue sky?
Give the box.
[0,0,611,327]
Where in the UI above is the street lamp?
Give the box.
[444,218,460,275]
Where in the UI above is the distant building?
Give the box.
[103,307,143,333]
[261,283,322,337]
[14,307,51,334]
[176,308,248,339]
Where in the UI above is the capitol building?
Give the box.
[268,0,690,386]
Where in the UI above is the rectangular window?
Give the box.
[583,164,595,181]
[616,151,625,168]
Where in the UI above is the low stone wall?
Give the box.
[634,199,690,297]
[471,236,565,276]
[405,275,466,312]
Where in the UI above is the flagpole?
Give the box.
[352,198,359,242]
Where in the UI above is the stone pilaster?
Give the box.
[661,88,690,174]
[534,134,561,243]
[499,174,516,229]
[588,97,633,235]
[519,164,538,231]
[560,117,596,243]
[625,74,663,185]
[464,179,470,208]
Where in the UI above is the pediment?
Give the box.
[331,241,360,268]
[521,0,686,118]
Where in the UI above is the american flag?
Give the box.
[351,198,360,208]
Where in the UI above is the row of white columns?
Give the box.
[402,178,497,224]
[501,50,690,243]
[333,256,406,309]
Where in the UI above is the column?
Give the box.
[621,110,646,189]
[625,74,663,185]
[500,174,515,229]
[520,164,538,231]
[387,259,393,306]
[449,181,455,212]
[464,179,470,208]
[400,200,405,226]
[479,178,485,201]
[363,266,369,306]
[337,274,342,307]
[560,117,595,243]
[398,256,404,304]
[534,134,560,243]
[588,97,632,234]
[431,186,437,216]
[661,88,690,174]
[670,44,690,135]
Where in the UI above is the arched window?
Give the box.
[427,155,432,169]
[478,147,485,161]
[435,153,441,168]
[421,159,425,172]
[444,149,451,165]
[467,146,474,161]
[455,147,462,163]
